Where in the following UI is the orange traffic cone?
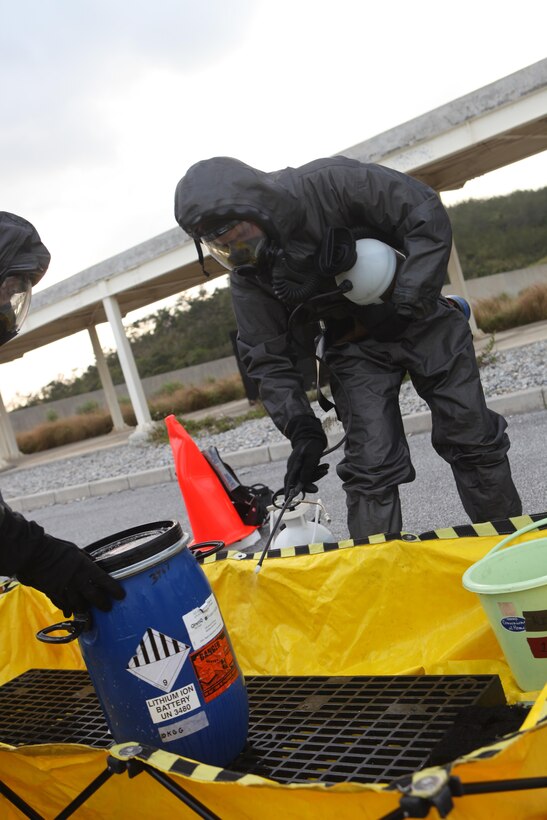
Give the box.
[165,415,260,547]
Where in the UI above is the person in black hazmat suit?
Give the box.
[174,156,522,539]
[0,211,125,614]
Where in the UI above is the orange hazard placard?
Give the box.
[190,629,239,702]
[527,636,547,659]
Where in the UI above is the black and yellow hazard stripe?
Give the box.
[418,511,547,541]
[198,511,547,564]
[109,741,276,785]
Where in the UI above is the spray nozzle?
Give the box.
[254,486,300,574]
[255,491,335,574]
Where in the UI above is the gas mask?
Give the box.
[199,223,326,303]
[200,221,270,273]
[0,268,33,345]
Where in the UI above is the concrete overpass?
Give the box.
[1,58,546,462]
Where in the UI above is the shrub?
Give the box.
[148,376,246,421]
[76,400,100,415]
[474,283,547,333]
[17,413,114,454]
[16,376,248,453]
[121,405,137,426]
[153,381,184,398]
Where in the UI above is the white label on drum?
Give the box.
[127,628,190,692]
[146,683,201,724]
[182,594,224,650]
[158,710,209,743]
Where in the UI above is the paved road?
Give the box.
[30,409,547,549]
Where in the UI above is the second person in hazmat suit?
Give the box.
[174,156,522,540]
[0,211,125,615]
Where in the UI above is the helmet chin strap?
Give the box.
[193,238,211,277]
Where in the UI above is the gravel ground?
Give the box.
[2,339,546,499]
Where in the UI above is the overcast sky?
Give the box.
[1,0,546,406]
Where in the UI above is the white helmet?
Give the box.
[335,238,403,305]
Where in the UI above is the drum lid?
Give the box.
[84,520,185,573]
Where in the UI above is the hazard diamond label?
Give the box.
[127,628,190,693]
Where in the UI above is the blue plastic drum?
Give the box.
[78,521,248,767]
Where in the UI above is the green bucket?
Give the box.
[462,516,547,692]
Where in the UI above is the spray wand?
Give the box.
[254,485,301,573]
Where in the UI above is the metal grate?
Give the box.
[0,669,113,748]
[0,670,512,784]
[235,674,508,784]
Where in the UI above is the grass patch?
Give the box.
[476,334,498,368]
[148,406,267,445]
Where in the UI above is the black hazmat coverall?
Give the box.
[175,155,522,539]
[0,214,124,613]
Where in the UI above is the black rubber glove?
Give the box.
[369,302,412,342]
[0,505,125,617]
[284,415,329,495]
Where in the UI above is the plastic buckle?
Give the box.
[398,769,455,818]
[107,743,145,779]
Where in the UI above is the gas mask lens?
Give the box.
[0,272,32,345]
[201,221,267,271]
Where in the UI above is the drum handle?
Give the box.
[188,540,225,562]
[36,614,90,644]
[481,516,547,559]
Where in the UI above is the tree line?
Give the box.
[22,186,547,406]
[448,186,547,276]
[23,285,237,405]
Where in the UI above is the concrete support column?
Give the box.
[87,325,128,432]
[0,389,22,465]
[446,241,480,336]
[102,295,154,433]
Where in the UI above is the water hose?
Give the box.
[287,299,351,458]
[254,486,301,573]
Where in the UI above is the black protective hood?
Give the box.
[174,157,305,248]
[0,212,50,284]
